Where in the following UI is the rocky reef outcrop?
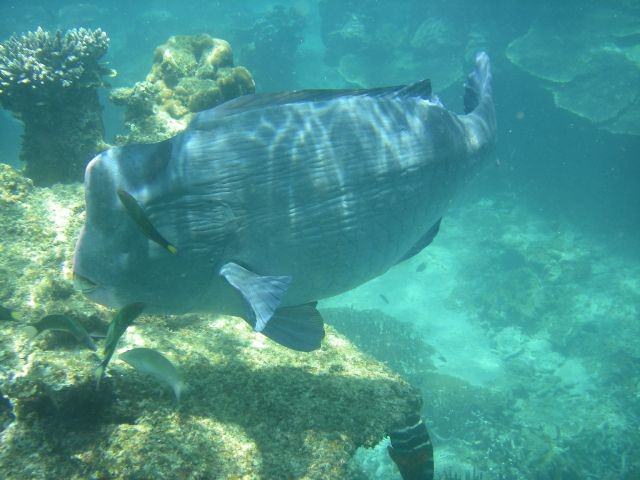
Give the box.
[0,163,420,479]
[506,4,640,136]
[110,34,255,144]
[318,0,487,90]
[0,28,111,185]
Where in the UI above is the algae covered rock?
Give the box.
[0,27,111,185]
[111,34,255,144]
[0,168,421,479]
[506,5,640,136]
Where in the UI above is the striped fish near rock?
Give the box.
[73,53,496,352]
[388,415,434,480]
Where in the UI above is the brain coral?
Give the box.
[110,34,255,144]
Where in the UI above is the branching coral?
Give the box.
[0,27,111,185]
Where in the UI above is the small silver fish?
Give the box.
[120,347,185,403]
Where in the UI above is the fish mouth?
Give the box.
[73,271,98,294]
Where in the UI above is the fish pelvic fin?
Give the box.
[396,217,441,264]
[220,262,291,332]
[261,302,325,352]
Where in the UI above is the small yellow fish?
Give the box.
[117,189,177,255]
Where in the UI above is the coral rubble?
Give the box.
[0,27,111,185]
[0,165,420,479]
[110,34,255,144]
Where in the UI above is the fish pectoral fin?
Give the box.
[219,262,291,332]
[262,302,325,352]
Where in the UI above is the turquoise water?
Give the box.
[0,1,638,479]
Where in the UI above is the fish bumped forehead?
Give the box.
[84,140,175,226]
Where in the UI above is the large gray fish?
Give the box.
[73,52,496,352]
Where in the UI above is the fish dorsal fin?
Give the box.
[189,80,433,130]
[395,79,432,100]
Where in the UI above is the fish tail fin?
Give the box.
[95,365,105,390]
[464,52,492,114]
[461,52,496,156]
[388,414,434,480]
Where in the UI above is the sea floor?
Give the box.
[324,189,640,479]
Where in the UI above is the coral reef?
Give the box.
[321,192,640,478]
[318,0,485,89]
[110,34,255,144]
[235,5,307,91]
[506,5,640,135]
[0,27,111,185]
[0,165,421,479]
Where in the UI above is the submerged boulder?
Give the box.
[0,164,420,479]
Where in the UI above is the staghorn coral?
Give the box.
[110,34,255,144]
[0,27,111,185]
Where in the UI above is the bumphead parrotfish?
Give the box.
[73,52,496,352]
